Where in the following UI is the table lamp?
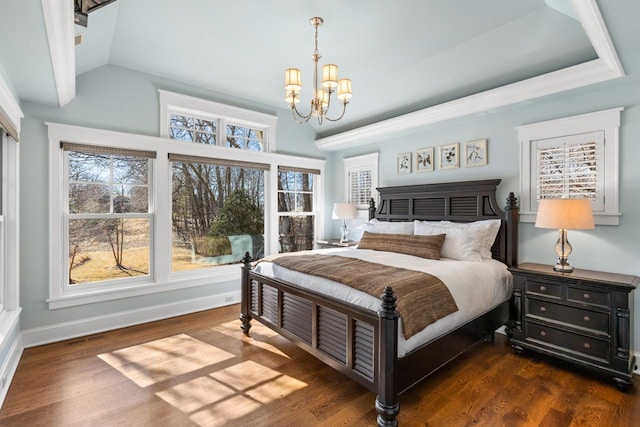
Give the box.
[535,198,594,273]
[332,203,357,244]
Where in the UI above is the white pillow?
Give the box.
[414,222,485,262]
[413,219,501,261]
[435,220,501,259]
[363,218,414,235]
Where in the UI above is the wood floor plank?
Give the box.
[1,304,638,426]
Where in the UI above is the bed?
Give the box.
[240,179,519,426]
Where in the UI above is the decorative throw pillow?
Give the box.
[362,218,414,235]
[357,231,446,260]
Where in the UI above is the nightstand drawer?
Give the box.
[567,286,609,307]
[527,322,609,361]
[525,279,562,299]
[527,299,609,334]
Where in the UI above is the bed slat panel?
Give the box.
[318,306,347,364]
[354,320,375,381]
[282,293,313,345]
[261,284,278,324]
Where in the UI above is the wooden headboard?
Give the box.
[368,179,519,267]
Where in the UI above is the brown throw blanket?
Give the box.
[264,254,458,339]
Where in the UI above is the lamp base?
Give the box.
[340,220,349,244]
[553,258,574,273]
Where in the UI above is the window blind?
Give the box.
[168,153,270,170]
[277,165,321,175]
[536,141,597,200]
[61,142,157,159]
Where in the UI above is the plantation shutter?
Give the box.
[533,131,604,211]
[348,166,373,207]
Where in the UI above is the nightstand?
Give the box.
[508,262,638,390]
[315,239,358,249]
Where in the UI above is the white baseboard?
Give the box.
[21,290,241,348]
[0,322,23,410]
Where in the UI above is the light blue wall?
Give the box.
[331,76,640,353]
[19,64,324,331]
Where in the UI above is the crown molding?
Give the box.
[41,0,76,107]
[316,0,624,152]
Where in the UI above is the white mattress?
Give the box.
[254,247,513,357]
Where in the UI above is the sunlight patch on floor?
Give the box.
[98,333,234,387]
[155,360,307,426]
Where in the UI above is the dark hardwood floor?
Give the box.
[1,304,638,426]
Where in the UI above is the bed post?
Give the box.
[369,198,377,220]
[376,286,399,427]
[240,251,252,336]
[504,192,519,267]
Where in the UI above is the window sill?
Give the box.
[47,265,241,309]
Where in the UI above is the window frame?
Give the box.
[518,108,621,225]
[0,129,19,319]
[159,89,277,152]
[276,166,320,253]
[48,120,324,309]
[343,153,379,210]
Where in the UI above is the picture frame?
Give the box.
[415,147,434,173]
[397,152,411,175]
[464,139,488,167]
[438,143,459,170]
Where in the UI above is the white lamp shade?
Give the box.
[321,64,339,88]
[337,78,352,100]
[284,68,302,91]
[332,202,357,219]
[535,198,595,230]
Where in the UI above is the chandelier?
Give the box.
[284,17,352,125]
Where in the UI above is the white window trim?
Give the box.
[343,152,379,210]
[0,131,20,328]
[48,122,324,309]
[518,107,622,225]
[159,89,278,152]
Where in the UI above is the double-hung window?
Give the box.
[277,166,319,253]
[63,143,154,286]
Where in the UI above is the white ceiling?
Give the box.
[0,0,634,141]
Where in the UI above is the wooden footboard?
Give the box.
[241,255,403,426]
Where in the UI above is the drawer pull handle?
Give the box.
[583,315,591,322]
[584,342,591,349]
[539,306,547,312]
[540,331,547,337]
[583,293,591,299]
[540,286,547,291]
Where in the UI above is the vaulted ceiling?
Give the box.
[0,0,636,146]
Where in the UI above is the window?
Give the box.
[0,127,18,317]
[63,143,154,286]
[48,93,324,308]
[518,108,621,225]
[0,136,4,313]
[343,153,378,209]
[170,154,267,271]
[160,89,277,152]
[277,166,319,253]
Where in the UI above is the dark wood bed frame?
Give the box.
[240,179,519,426]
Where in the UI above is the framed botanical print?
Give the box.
[439,143,459,170]
[464,139,488,167]
[415,147,434,172]
[397,152,411,175]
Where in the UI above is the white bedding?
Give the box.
[254,247,513,357]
